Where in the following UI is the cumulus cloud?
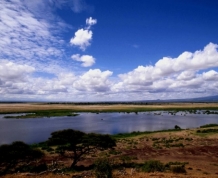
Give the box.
[118,43,218,86]
[71,54,95,67]
[70,17,97,51]
[154,43,218,76]
[177,71,196,81]
[73,69,113,92]
[2,1,217,101]
[0,59,36,96]
[202,70,218,81]
[0,60,35,81]
[70,29,93,51]
[112,43,218,99]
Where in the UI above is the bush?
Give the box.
[171,165,186,173]
[174,125,181,129]
[141,160,165,172]
[200,124,218,128]
[94,158,113,178]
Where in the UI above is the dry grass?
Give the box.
[0,103,218,113]
[1,128,218,178]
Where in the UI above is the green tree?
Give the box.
[0,141,43,175]
[174,125,181,129]
[47,129,116,168]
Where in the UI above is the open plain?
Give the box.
[1,103,218,177]
[0,102,218,113]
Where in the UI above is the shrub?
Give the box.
[94,158,113,178]
[120,156,132,164]
[171,165,186,173]
[141,160,165,172]
[174,125,181,129]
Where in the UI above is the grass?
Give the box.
[140,160,188,173]
[4,110,79,119]
[141,160,165,173]
[196,129,218,133]
[200,124,218,128]
[112,129,183,139]
[1,103,218,114]
[152,137,185,148]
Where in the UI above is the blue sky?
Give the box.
[0,0,218,101]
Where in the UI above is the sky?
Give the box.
[0,0,218,101]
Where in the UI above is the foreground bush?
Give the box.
[141,160,165,172]
[0,141,44,175]
[94,158,113,178]
[171,165,187,173]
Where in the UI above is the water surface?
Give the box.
[0,111,217,144]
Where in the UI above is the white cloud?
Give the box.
[57,73,76,85]
[73,69,113,92]
[70,17,97,51]
[86,17,97,27]
[177,71,196,81]
[118,43,218,86]
[70,29,93,51]
[202,70,218,81]
[154,43,218,76]
[71,54,95,67]
[0,5,218,104]
[0,60,35,81]
[112,43,218,99]
[0,0,69,75]
[0,59,36,96]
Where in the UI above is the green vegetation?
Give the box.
[47,129,116,168]
[152,137,185,149]
[174,125,181,129]
[166,161,189,166]
[141,160,165,172]
[203,110,218,114]
[112,128,183,139]
[200,123,218,128]
[196,129,218,133]
[4,110,79,119]
[171,165,187,173]
[94,158,113,178]
[0,141,44,175]
[140,160,187,173]
[0,124,208,176]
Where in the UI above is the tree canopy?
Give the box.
[47,129,116,167]
[0,141,43,175]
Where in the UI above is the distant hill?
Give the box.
[180,95,218,102]
[1,95,218,104]
[150,95,218,103]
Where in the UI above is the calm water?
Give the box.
[0,111,218,144]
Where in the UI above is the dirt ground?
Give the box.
[2,128,218,178]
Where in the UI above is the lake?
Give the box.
[0,111,218,145]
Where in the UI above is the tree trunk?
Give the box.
[70,158,78,168]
